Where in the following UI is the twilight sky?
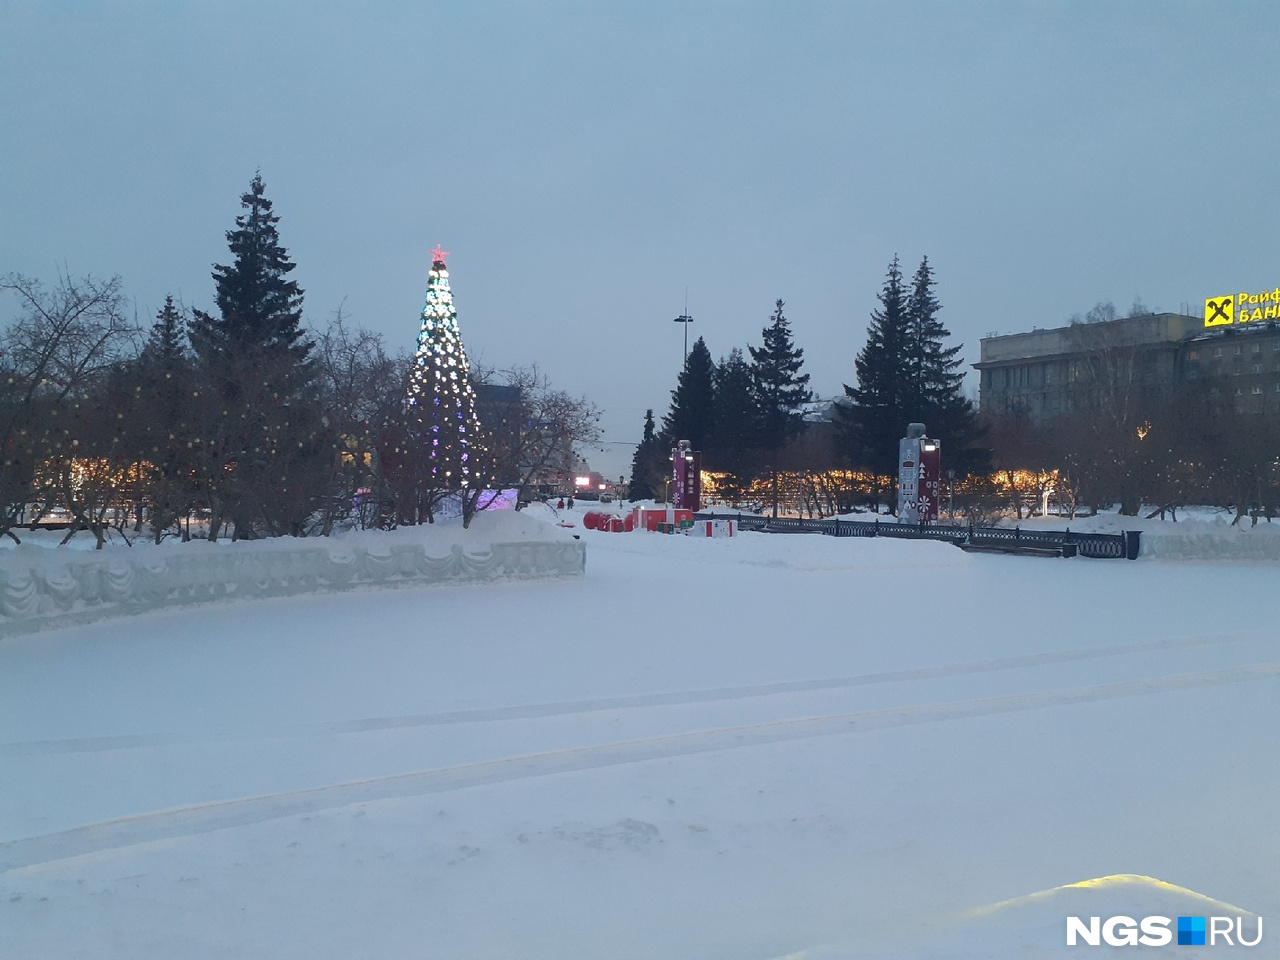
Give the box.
[3,1,1278,478]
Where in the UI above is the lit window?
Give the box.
[1188,349,1199,360]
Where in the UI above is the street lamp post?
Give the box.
[673,313,693,363]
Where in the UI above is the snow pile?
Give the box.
[0,511,583,632]
[1012,510,1280,562]
[1125,514,1280,562]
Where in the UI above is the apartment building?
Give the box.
[974,311,1280,421]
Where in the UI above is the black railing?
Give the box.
[692,513,1140,560]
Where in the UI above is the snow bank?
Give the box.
[1138,521,1280,562]
[1012,510,1280,562]
[0,511,584,633]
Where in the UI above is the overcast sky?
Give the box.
[3,1,1278,478]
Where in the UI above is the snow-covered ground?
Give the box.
[2,505,1277,958]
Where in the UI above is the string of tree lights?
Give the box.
[404,245,486,489]
[380,245,495,526]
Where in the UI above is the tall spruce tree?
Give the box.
[707,347,759,501]
[662,336,716,450]
[628,409,665,501]
[840,256,987,500]
[188,174,325,539]
[905,257,952,405]
[749,299,811,455]
[190,174,311,384]
[839,256,912,493]
[141,295,187,373]
[134,296,195,541]
[749,299,811,518]
[905,256,987,475]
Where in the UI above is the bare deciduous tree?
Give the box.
[312,310,406,534]
[481,365,601,509]
[0,272,136,546]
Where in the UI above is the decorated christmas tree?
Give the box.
[403,245,486,492]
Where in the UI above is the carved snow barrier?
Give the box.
[0,536,585,635]
[1136,526,1280,562]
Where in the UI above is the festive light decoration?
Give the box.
[404,248,485,487]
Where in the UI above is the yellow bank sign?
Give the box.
[1205,288,1280,327]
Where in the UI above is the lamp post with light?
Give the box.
[673,312,693,363]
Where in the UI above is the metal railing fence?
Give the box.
[692,513,1139,560]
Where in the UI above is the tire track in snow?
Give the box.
[4,657,1279,873]
[2,630,1270,757]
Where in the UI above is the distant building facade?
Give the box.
[974,311,1280,421]
[1183,324,1280,415]
[474,382,523,484]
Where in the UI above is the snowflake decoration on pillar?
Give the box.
[404,246,485,487]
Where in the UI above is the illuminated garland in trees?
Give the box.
[404,245,485,487]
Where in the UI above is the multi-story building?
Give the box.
[974,311,1280,420]
[1183,325,1280,415]
[474,381,523,477]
